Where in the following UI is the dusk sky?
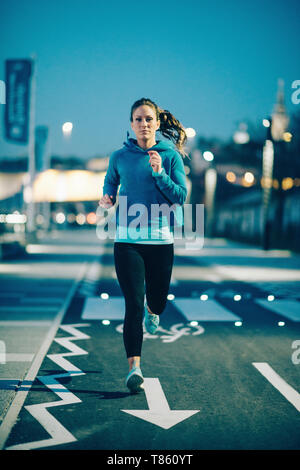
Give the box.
[1,0,300,159]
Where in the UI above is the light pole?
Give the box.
[203,151,216,239]
[261,117,274,250]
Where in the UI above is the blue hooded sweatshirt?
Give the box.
[102,132,188,244]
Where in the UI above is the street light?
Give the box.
[62,121,73,138]
[261,120,274,250]
[203,150,217,238]
[203,151,214,162]
[185,127,196,138]
[233,123,250,144]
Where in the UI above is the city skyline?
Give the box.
[1,0,300,159]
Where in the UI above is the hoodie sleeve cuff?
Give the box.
[152,167,165,177]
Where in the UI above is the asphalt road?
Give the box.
[0,229,300,453]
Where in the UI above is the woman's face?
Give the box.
[131,105,160,141]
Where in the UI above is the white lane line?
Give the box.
[0,261,89,450]
[253,362,300,412]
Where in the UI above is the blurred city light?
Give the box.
[55,212,65,224]
[185,128,196,138]
[67,213,76,223]
[244,172,254,183]
[242,171,255,187]
[226,171,236,183]
[76,213,86,225]
[203,151,214,161]
[62,121,73,137]
[233,123,250,144]
[283,132,292,142]
[86,212,97,224]
[282,177,294,191]
[0,213,27,224]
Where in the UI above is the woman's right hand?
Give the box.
[98,194,114,209]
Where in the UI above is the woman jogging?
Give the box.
[99,97,188,393]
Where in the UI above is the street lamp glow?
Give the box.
[233,130,250,144]
[282,177,294,190]
[55,212,65,224]
[226,171,236,183]
[283,132,292,142]
[185,127,196,138]
[243,172,255,185]
[76,213,86,225]
[62,122,73,136]
[203,151,214,161]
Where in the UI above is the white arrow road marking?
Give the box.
[253,362,300,412]
[5,324,90,450]
[122,378,200,430]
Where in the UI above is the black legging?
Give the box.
[113,242,174,358]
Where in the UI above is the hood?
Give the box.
[123,131,176,153]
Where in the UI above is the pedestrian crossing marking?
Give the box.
[173,298,242,322]
[254,299,300,322]
[81,297,125,320]
[81,297,242,322]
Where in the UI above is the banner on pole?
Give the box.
[35,125,49,172]
[4,59,33,144]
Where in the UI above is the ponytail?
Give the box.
[130,98,191,160]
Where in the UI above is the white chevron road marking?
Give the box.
[6,324,90,450]
[122,378,200,430]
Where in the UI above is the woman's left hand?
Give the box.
[148,151,162,173]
